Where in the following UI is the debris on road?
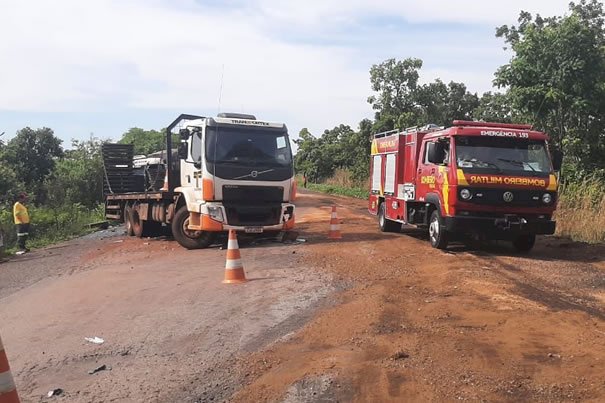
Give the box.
[47,388,63,397]
[84,336,105,344]
[88,364,111,374]
[391,351,410,360]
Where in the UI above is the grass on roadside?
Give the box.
[555,176,605,243]
[298,169,367,199]
[305,183,367,199]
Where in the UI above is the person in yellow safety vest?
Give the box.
[13,192,30,254]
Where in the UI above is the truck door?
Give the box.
[418,138,451,215]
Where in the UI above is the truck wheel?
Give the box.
[429,210,449,250]
[130,207,144,238]
[378,203,401,233]
[171,207,216,249]
[513,234,536,253]
[124,206,135,236]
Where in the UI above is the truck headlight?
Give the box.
[207,206,224,222]
[542,193,553,204]
[460,188,472,200]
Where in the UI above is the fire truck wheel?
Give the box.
[378,203,401,233]
[171,207,215,249]
[512,234,536,253]
[429,209,449,250]
[124,206,135,236]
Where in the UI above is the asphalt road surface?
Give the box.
[1,190,604,402]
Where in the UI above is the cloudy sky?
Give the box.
[0,0,570,146]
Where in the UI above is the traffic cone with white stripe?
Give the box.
[0,335,20,403]
[160,169,169,191]
[223,230,247,284]
[328,206,342,240]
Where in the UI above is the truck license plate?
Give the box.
[244,227,263,233]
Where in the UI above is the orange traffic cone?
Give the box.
[328,206,342,239]
[160,169,169,191]
[0,334,20,403]
[223,230,247,284]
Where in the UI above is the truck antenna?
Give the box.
[217,64,225,115]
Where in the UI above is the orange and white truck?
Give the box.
[103,113,296,249]
[368,121,563,252]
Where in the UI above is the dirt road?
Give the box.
[2,190,605,402]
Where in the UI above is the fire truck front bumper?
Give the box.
[444,214,556,238]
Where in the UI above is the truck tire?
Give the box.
[124,206,135,236]
[429,209,449,250]
[130,207,144,238]
[171,207,215,249]
[378,203,401,233]
[512,234,536,253]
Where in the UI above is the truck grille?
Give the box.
[222,185,284,226]
[222,185,283,204]
[224,205,282,226]
[463,188,556,207]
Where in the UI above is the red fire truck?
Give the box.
[368,121,563,252]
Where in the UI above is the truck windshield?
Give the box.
[455,136,552,174]
[205,126,292,167]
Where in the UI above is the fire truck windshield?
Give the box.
[455,136,552,175]
[205,126,292,167]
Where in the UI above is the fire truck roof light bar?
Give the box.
[374,129,399,139]
[453,120,533,130]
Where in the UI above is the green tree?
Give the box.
[418,80,479,126]
[118,127,166,155]
[368,58,480,130]
[494,0,605,175]
[44,136,106,209]
[2,127,63,201]
[368,58,424,131]
[474,92,517,123]
[0,165,22,206]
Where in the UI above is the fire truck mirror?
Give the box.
[551,150,563,171]
[427,142,445,165]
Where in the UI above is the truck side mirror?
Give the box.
[179,128,190,140]
[178,142,188,160]
[551,150,563,171]
[427,142,445,165]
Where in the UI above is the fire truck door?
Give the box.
[417,140,437,198]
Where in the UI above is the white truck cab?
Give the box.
[170,113,296,247]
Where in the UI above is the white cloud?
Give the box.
[0,0,571,137]
[255,0,570,26]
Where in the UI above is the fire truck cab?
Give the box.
[368,121,563,252]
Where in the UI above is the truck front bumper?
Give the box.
[444,214,556,239]
[189,202,296,232]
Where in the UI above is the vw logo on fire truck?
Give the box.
[503,191,514,202]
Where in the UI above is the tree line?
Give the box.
[295,0,605,184]
[0,127,167,209]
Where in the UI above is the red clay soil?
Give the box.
[232,190,605,402]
